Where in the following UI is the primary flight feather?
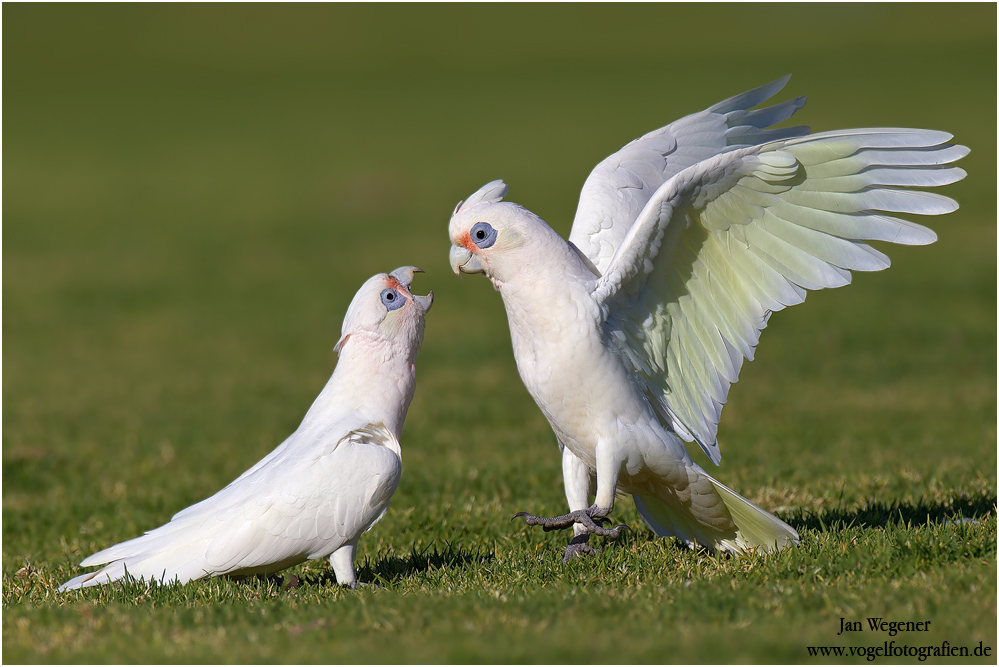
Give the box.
[59,267,433,590]
[447,76,967,560]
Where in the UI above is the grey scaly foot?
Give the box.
[513,504,629,538]
[562,533,600,562]
[342,580,381,591]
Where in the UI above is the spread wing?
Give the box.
[592,129,968,464]
[568,76,809,274]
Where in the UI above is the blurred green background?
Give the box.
[4,3,995,663]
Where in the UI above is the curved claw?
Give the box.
[601,524,630,539]
[563,534,601,562]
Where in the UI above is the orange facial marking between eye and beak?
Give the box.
[385,276,403,291]
[458,230,477,253]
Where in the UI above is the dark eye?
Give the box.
[380,288,405,311]
[470,222,497,249]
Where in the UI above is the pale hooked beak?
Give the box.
[414,291,433,313]
[390,266,423,288]
[449,244,484,275]
[389,266,433,313]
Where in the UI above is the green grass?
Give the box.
[3,3,996,663]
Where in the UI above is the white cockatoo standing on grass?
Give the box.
[59,267,433,590]
[448,77,967,561]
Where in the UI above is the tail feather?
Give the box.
[79,514,207,568]
[708,477,799,551]
[61,518,313,591]
[60,517,227,591]
[58,559,180,591]
[59,539,214,591]
[635,473,798,554]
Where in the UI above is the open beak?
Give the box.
[413,291,433,313]
[390,266,422,287]
[449,244,484,275]
[389,266,433,313]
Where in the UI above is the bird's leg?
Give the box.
[514,441,629,554]
[329,540,358,589]
[561,445,602,561]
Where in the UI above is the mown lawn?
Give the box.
[3,4,995,664]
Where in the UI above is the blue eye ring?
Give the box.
[470,222,497,249]
[380,288,406,311]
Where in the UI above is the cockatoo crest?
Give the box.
[452,179,509,217]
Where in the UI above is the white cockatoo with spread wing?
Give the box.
[59,267,433,590]
[448,77,967,560]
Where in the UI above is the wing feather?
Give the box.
[759,212,891,271]
[569,77,809,274]
[722,232,807,310]
[75,423,401,584]
[596,128,966,463]
[739,222,853,290]
[692,237,762,364]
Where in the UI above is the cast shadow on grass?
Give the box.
[296,541,494,589]
[783,490,995,534]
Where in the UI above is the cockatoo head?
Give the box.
[335,267,433,354]
[448,180,550,286]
